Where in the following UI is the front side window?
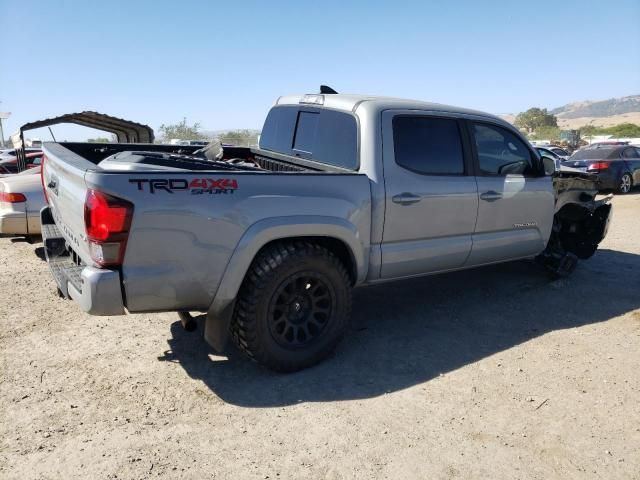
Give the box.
[472,123,534,175]
[393,116,464,175]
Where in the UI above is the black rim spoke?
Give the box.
[267,272,334,349]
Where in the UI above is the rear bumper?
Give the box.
[0,211,27,234]
[591,171,619,190]
[41,206,125,316]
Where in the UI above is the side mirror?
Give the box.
[542,156,556,176]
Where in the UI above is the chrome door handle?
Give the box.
[480,190,502,202]
[392,193,422,205]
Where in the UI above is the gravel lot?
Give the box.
[1,193,639,480]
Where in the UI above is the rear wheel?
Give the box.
[617,173,633,194]
[231,241,352,372]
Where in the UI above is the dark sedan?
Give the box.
[562,145,640,194]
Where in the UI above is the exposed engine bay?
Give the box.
[540,170,613,277]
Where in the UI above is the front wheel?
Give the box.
[231,242,352,372]
[617,173,633,194]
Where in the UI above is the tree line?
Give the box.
[158,118,259,146]
[514,108,640,141]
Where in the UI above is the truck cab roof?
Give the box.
[275,93,508,126]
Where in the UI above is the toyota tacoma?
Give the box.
[40,89,612,371]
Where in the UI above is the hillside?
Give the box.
[556,112,640,130]
[551,95,640,119]
[499,94,640,130]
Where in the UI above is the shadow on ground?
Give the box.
[160,248,640,407]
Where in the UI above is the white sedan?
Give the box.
[0,166,46,236]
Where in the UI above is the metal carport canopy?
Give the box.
[18,111,154,143]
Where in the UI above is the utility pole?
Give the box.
[0,102,10,148]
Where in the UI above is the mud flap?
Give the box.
[203,303,234,353]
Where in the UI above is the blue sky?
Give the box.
[1,0,639,141]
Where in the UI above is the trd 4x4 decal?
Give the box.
[130,178,239,194]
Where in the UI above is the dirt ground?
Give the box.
[1,194,639,480]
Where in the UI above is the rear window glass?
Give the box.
[260,106,358,169]
[393,116,464,175]
[293,112,319,153]
[570,148,618,160]
[259,106,298,154]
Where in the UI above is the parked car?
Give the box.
[0,165,45,236]
[0,147,42,161]
[563,145,640,193]
[536,145,570,160]
[40,91,612,372]
[0,152,45,174]
[0,164,14,175]
[587,141,629,148]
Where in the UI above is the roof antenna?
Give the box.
[320,85,338,94]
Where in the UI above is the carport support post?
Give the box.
[0,105,7,147]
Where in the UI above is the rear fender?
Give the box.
[203,216,367,351]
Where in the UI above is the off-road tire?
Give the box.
[231,241,352,372]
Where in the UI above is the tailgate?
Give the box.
[42,143,95,264]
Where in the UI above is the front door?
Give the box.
[380,112,478,279]
[466,121,554,266]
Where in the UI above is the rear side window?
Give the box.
[260,106,358,169]
[622,147,639,159]
[472,123,534,175]
[392,116,464,175]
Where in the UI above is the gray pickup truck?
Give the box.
[41,91,612,371]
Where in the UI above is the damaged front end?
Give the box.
[539,170,613,277]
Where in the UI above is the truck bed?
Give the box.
[41,141,372,314]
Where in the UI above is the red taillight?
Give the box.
[41,154,49,204]
[588,162,610,171]
[0,192,27,203]
[84,189,133,267]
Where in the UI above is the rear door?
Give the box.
[622,147,640,184]
[380,111,478,278]
[466,121,554,266]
